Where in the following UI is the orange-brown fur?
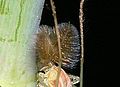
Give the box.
[36,23,80,70]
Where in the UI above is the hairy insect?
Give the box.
[36,0,81,87]
[36,23,80,70]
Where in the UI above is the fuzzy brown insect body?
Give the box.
[36,23,80,70]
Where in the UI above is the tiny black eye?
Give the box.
[38,70,45,74]
[54,62,58,66]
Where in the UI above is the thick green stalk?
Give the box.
[0,0,45,87]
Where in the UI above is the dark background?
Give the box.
[40,0,118,87]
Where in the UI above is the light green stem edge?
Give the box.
[0,0,45,87]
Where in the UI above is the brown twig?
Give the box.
[49,0,62,87]
[79,0,85,87]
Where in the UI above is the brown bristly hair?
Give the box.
[36,23,80,70]
[36,0,82,87]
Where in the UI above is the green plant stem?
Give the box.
[79,0,85,87]
[49,0,62,87]
[0,0,45,87]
